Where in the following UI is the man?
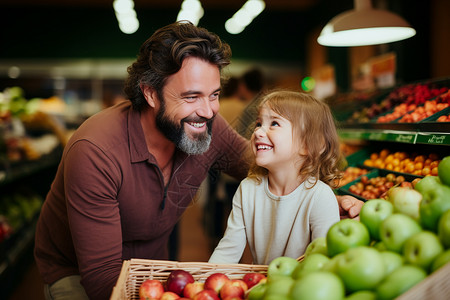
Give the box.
[34,21,362,300]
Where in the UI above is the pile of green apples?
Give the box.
[247,156,450,300]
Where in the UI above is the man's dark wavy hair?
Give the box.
[124,21,232,111]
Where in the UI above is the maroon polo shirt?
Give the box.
[34,101,249,299]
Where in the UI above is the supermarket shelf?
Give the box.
[0,147,62,187]
[339,128,450,146]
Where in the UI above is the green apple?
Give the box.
[387,187,422,220]
[372,240,387,251]
[267,256,299,279]
[438,156,450,186]
[292,253,330,279]
[246,282,267,300]
[438,209,450,248]
[403,231,444,271]
[336,246,385,292]
[414,175,441,193]
[380,214,422,253]
[360,199,393,241]
[375,265,427,300]
[430,249,450,272]
[290,271,345,300]
[327,219,370,257]
[264,276,294,298]
[345,290,376,300]
[321,252,344,274]
[379,250,403,275]
[304,236,328,257]
[419,181,450,231]
[263,295,291,300]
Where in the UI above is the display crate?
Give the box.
[110,259,270,300]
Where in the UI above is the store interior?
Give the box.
[1,0,449,299]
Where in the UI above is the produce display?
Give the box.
[0,190,43,242]
[362,149,441,176]
[347,82,448,123]
[337,167,370,187]
[346,173,412,200]
[134,158,450,300]
[397,90,450,123]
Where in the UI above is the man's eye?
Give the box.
[211,92,220,100]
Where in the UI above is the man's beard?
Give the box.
[155,100,214,155]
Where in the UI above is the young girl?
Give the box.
[208,90,343,265]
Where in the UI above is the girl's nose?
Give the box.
[254,126,266,137]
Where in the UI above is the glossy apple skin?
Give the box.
[192,289,220,300]
[160,291,181,300]
[267,256,299,278]
[326,219,370,257]
[336,246,385,292]
[438,209,450,248]
[204,273,230,294]
[219,279,247,299]
[402,231,444,271]
[183,281,205,299]
[166,270,195,296]
[380,213,422,253]
[360,199,393,241]
[242,272,266,289]
[375,265,427,300]
[289,271,345,300]
[139,279,165,300]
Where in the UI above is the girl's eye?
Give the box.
[254,121,262,129]
[271,121,280,126]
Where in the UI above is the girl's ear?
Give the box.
[141,84,157,108]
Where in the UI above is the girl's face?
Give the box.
[251,104,302,172]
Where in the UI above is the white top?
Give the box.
[208,176,340,265]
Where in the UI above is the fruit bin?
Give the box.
[110,259,269,300]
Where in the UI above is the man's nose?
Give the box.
[196,98,215,119]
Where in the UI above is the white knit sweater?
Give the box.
[209,176,340,265]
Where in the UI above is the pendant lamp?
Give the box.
[317,0,416,47]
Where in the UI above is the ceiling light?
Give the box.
[225,0,265,34]
[317,0,416,47]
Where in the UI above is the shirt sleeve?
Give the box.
[208,183,247,264]
[64,140,123,300]
[309,184,341,242]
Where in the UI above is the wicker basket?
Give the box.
[110,259,271,300]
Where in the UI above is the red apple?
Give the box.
[204,273,230,294]
[166,270,195,296]
[160,291,181,300]
[193,289,220,300]
[242,272,266,289]
[183,281,205,298]
[219,279,248,299]
[139,279,164,300]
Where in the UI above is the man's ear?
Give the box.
[141,84,157,108]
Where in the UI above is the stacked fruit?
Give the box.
[338,167,370,187]
[138,269,267,300]
[398,90,450,123]
[244,156,450,300]
[363,149,441,176]
[347,173,410,200]
[348,83,447,123]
